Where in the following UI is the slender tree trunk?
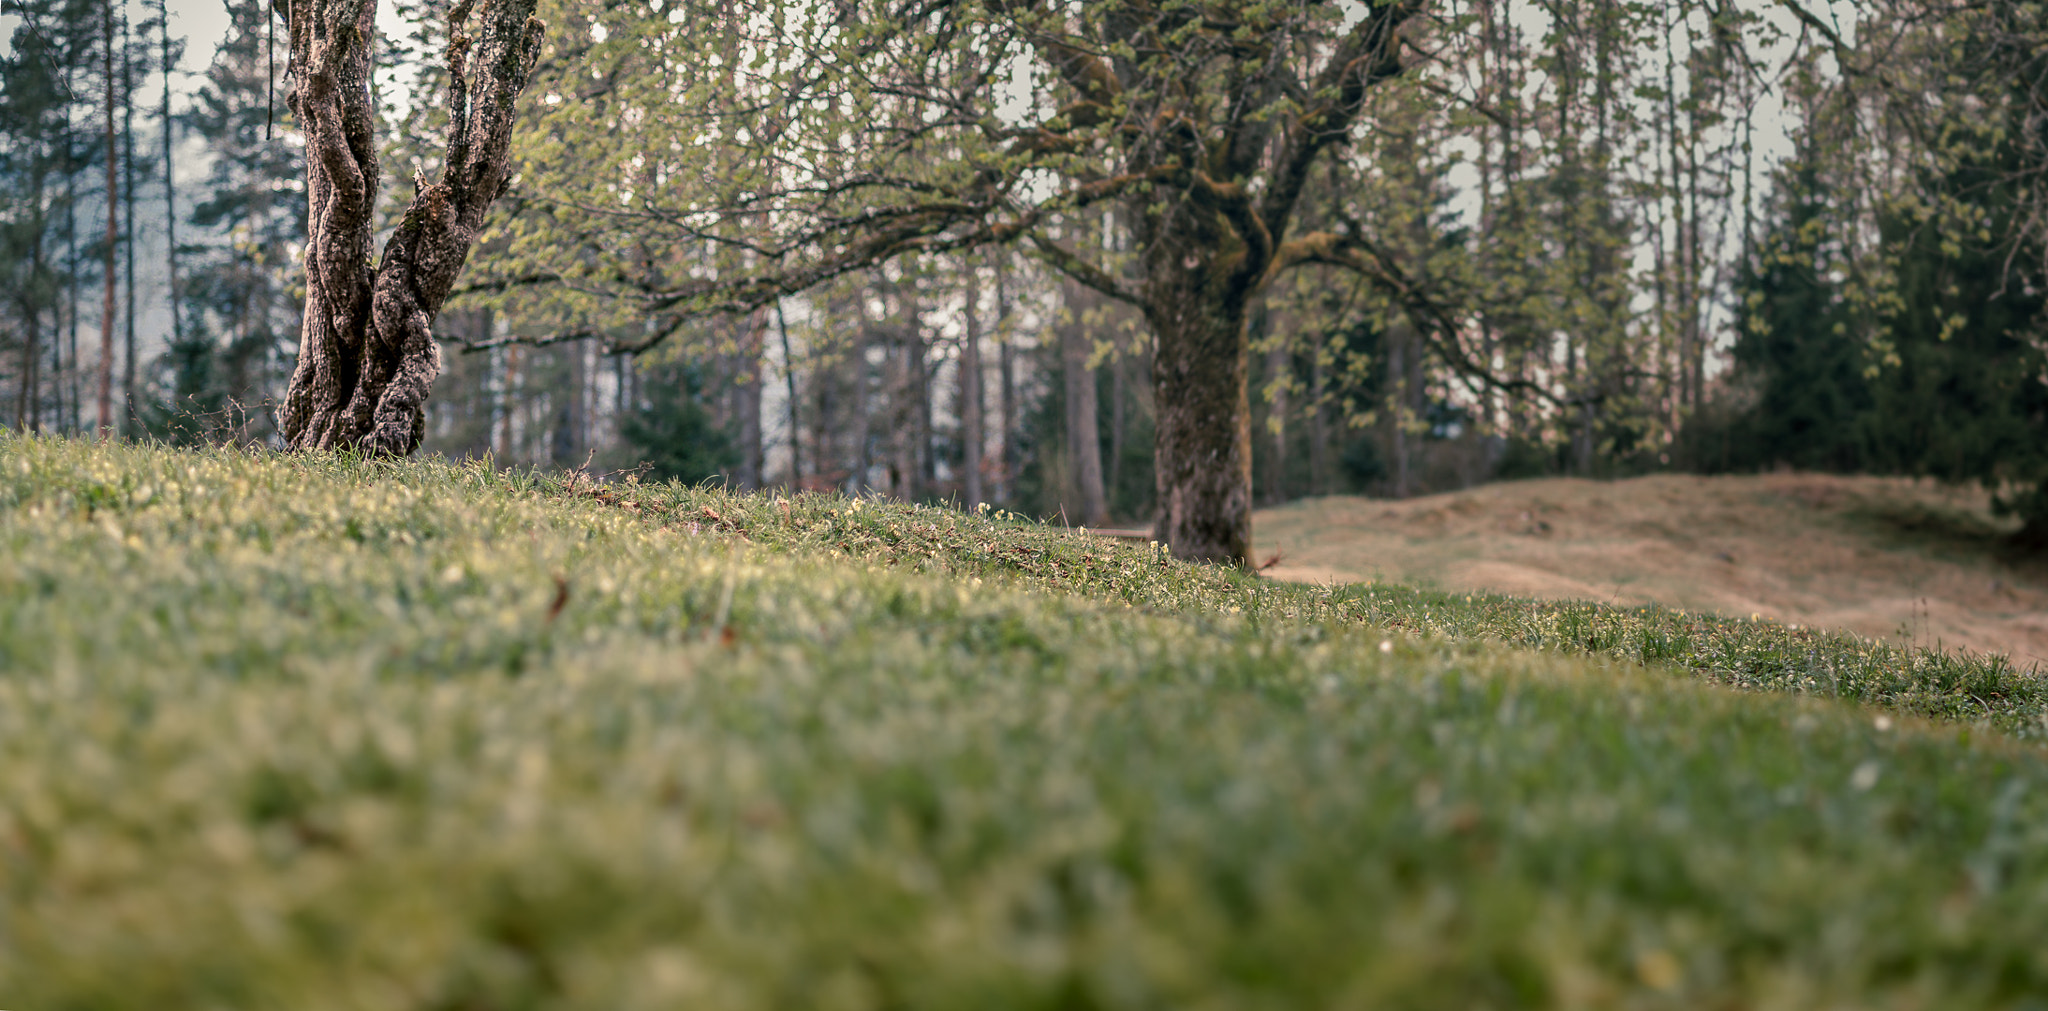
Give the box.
[733,310,765,489]
[1263,339,1287,506]
[1389,333,1410,498]
[62,126,77,433]
[1574,401,1596,476]
[472,309,495,456]
[891,316,919,500]
[278,0,545,454]
[551,342,585,467]
[858,303,884,494]
[49,317,62,431]
[1308,348,1328,495]
[122,15,138,436]
[161,0,179,368]
[1109,352,1125,507]
[959,268,984,509]
[607,350,624,453]
[497,344,519,462]
[997,262,1016,505]
[1061,281,1109,527]
[1662,8,1692,414]
[776,300,801,489]
[812,355,835,491]
[28,152,44,430]
[1684,103,1705,412]
[912,313,934,492]
[17,286,39,432]
[99,0,117,438]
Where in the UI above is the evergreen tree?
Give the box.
[0,1,91,433]
[616,362,735,485]
[152,0,303,442]
[1867,153,2048,549]
[1729,159,1872,473]
[1731,122,2048,552]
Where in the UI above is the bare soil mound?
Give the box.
[1254,473,2048,667]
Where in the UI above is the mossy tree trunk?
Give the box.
[1141,253,1255,563]
[277,0,544,454]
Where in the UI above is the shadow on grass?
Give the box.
[1841,495,2044,571]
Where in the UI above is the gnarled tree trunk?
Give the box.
[278,0,544,454]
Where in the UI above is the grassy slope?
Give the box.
[2,435,2047,1009]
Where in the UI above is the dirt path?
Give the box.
[1253,473,2048,668]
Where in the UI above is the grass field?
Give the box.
[1254,473,2048,666]
[4,435,2048,1009]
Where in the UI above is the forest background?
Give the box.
[2,0,2044,554]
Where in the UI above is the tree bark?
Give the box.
[913,311,934,493]
[550,341,585,467]
[1389,332,1410,499]
[1261,315,1287,506]
[1148,289,1251,559]
[857,296,883,493]
[996,261,1016,505]
[99,0,116,438]
[733,311,765,489]
[497,343,520,463]
[63,132,77,432]
[122,13,138,436]
[1308,347,1328,495]
[1061,281,1109,527]
[16,292,39,432]
[278,0,545,454]
[959,267,985,509]
[160,0,179,387]
[1109,351,1124,505]
[776,300,801,488]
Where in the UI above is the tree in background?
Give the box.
[152,0,298,443]
[468,0,1423,563]
[1867,152,2048,550]
[0,8,69,433]
[1728,157,1871,474]
[616,361,735,485]
[1745,1,2048,554]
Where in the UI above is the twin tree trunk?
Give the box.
[278,0,544,454]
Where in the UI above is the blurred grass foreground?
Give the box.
[2,433,2047,1008]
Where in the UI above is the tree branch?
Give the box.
[1026,233,1141,306]
[1266,230,1564,407]
[1257,0,1420,243]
